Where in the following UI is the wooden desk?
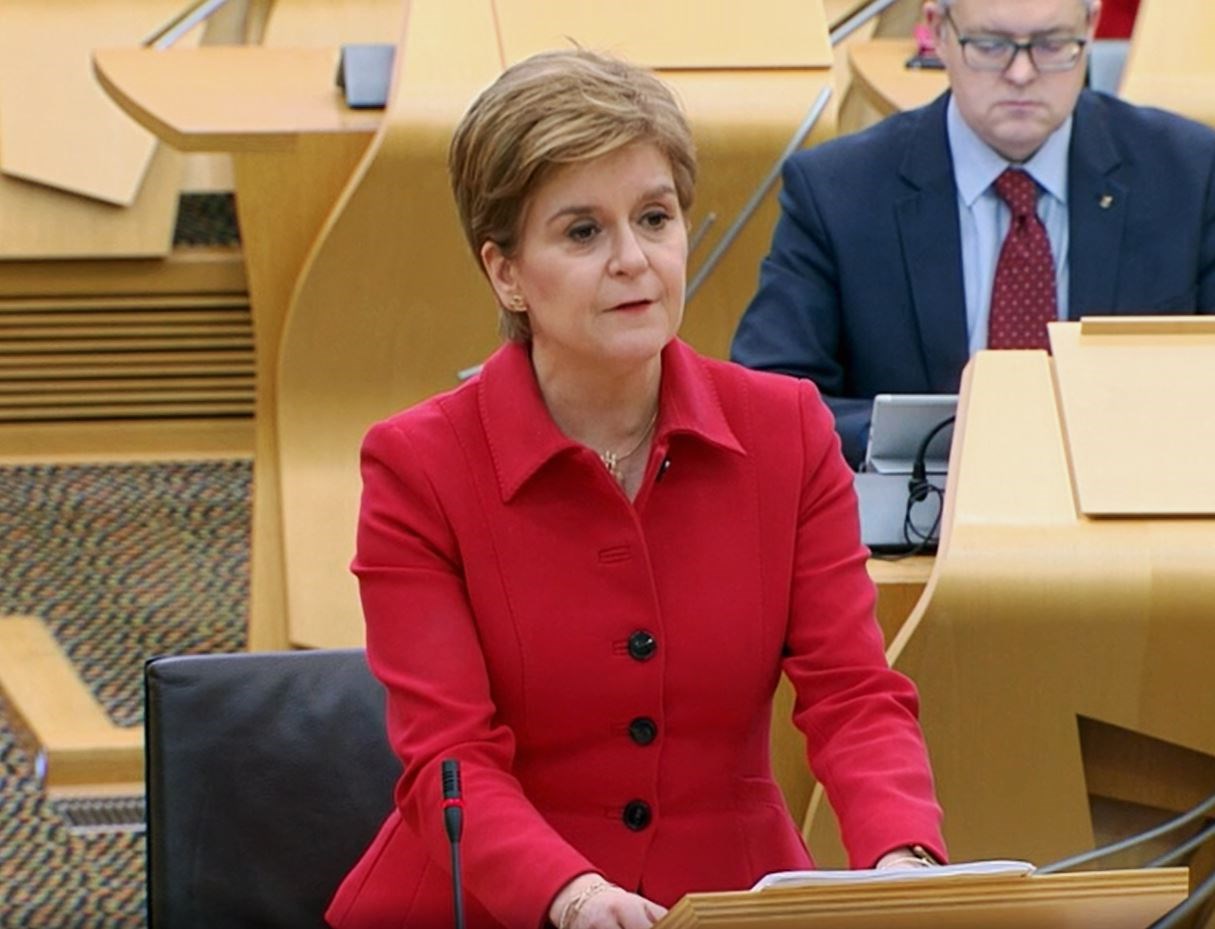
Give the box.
[848,38,947,117]
[805,331,1215,869]
[1120,0,1215,127]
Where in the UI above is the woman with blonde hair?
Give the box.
[327,48,945,929]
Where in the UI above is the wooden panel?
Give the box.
[0,246,246,298]
[1121,0,1215,126]
[0,616,142,790]
[1051,318,1215,515]
[848,38,947,117]
[0,0,192,206]
[277,0,503,649]
[0,289,254,420]
[846,349,1215,871]
[92,47,381,153]
[0,419,253,465]
[0,144,181,259]
[262,0,403,45]
[497,0,832,69]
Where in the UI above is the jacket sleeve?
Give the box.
[354,416,595,928]
[781,383,947,867]
[1200,132,1215,312]
[731,154,871,468]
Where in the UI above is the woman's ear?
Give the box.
[480,240,523,313]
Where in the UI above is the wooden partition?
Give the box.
[1121,0,1215,126]
[803,319,1215,870]
[0,0,197,257]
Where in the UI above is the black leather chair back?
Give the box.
[144,648,400,929]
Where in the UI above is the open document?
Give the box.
[751,859,1036,891]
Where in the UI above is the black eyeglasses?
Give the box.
[944,8,1088,73]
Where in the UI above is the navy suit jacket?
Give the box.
[731,90,1215,467]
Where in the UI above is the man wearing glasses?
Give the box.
[732,0,1215,468]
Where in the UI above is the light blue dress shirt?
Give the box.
[947,97,1071,354]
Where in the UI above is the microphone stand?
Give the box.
[442,759,466,929]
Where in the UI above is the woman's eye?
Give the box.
[640,210,673,230]
[567,223,598,243]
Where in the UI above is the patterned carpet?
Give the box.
[0,460,250,929]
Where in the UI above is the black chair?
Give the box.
[144,648,400,929]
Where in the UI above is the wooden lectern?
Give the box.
[806,317,1215,871]
[657,867,1187,929]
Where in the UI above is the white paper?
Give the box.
[751,859,1036,891]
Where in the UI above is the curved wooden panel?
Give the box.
[277,0,503,648]
[803,346,1215,868]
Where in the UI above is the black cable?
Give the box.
[1039,789,1215,874]
[900,415,955,553]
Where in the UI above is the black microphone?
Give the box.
[441,758,465,929]
[656,456,672,481]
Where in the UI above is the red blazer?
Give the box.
[326,339,944,929]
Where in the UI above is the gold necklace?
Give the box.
[599,410,658,484]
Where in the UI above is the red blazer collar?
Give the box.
[477,339,744,502]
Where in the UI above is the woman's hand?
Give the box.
[874,845,938,870]
[550,873,668,929]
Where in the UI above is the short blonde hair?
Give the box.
[449,49,697,342]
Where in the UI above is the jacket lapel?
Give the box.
[895,94,971,392]
[1067,91,1127,316]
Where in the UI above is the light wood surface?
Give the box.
[93,47,382,152]
[1120,0,1215,127]
[802,336,1215,870]
[848,38,947,117]
[0,146,181,259]
[261,0,403,46]
[0,247,253,421]
[0,0,190,206]
[659,868,1187,929]
[1053,317,1215,515]
[0,617,142,791]
[496,0,831,69]
[830,0,926,137]
[0,419,252,465]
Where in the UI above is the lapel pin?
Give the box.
[1099,194,1114,209]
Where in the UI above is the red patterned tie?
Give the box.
[987,168,1057,350]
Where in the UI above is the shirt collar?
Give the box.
[947,95,1072,206]
[478,339,744,502]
